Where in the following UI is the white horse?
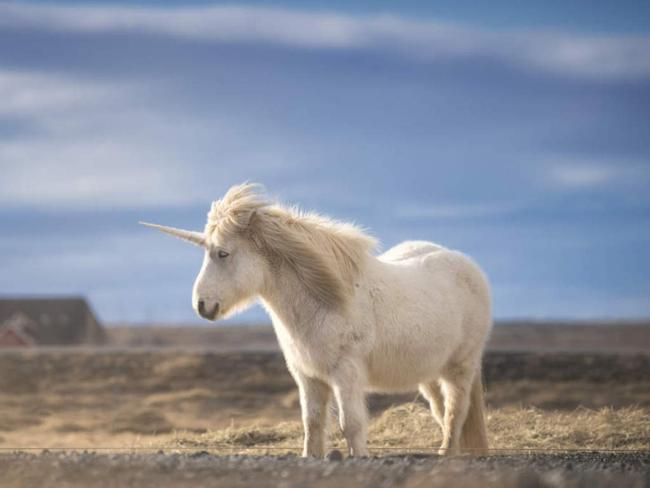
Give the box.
[142,183,492,457]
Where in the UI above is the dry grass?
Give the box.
[1,351,648,454]
[167,404,650,454]
[5,403,644,454]
[488,406,650,450]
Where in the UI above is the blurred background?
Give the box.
[1,0,649,325]
[1,2,650,470]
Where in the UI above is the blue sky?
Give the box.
[1,1,649,323]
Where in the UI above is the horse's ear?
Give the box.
[247,209,258,226]
[247,210,264,250]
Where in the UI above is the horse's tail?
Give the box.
[460,368,489,454]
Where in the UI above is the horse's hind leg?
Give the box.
[419,381,445,431]
[438,365,476,455]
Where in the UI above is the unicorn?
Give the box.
[141,183,492,457]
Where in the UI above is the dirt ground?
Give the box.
[1,451,649,488]
[1,340,649,486]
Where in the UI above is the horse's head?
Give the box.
[194,223,269,320]
[140,185,270,321]
[140,219,268,321]
[142,182,376,320]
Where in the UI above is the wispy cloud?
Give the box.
[1,2,650,81]
[0,68,296,209]
[393,202,518,220]
[0,70,119,117]
[0,137,196,208]
[549,164,615,187]
[546,160,650,189]
[0,69,198,208]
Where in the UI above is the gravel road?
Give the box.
[1,451,648,487]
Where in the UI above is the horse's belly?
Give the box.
[365,343,450,392]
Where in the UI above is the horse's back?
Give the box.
[378,240,445,263]
[371,240,491,358]
[377,240,488,304]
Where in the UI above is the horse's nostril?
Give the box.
[197,300,205,315]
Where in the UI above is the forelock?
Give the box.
[205,183,269,239]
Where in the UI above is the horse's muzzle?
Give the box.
[197,300,220,320]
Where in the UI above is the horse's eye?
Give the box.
[217,250,229,259]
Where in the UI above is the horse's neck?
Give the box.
[259,264,326,336]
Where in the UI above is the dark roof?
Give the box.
[0,297,105,345]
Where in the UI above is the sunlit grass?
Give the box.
[164,404,650,455]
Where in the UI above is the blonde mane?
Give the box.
[206,183,377,309]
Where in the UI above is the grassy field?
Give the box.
[168,404,650,455]
[0,349,648,454]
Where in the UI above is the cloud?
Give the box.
[0,69,119,117]
[0,68,298,209]
[0,69,200,208]
[1,2,650,81]
[549,164,615,187]
[0,139,196,208]
[393,202,517,220]
[546,160,650,189]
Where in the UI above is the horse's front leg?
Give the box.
[296,373,331,458]
[331,362,369,457]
